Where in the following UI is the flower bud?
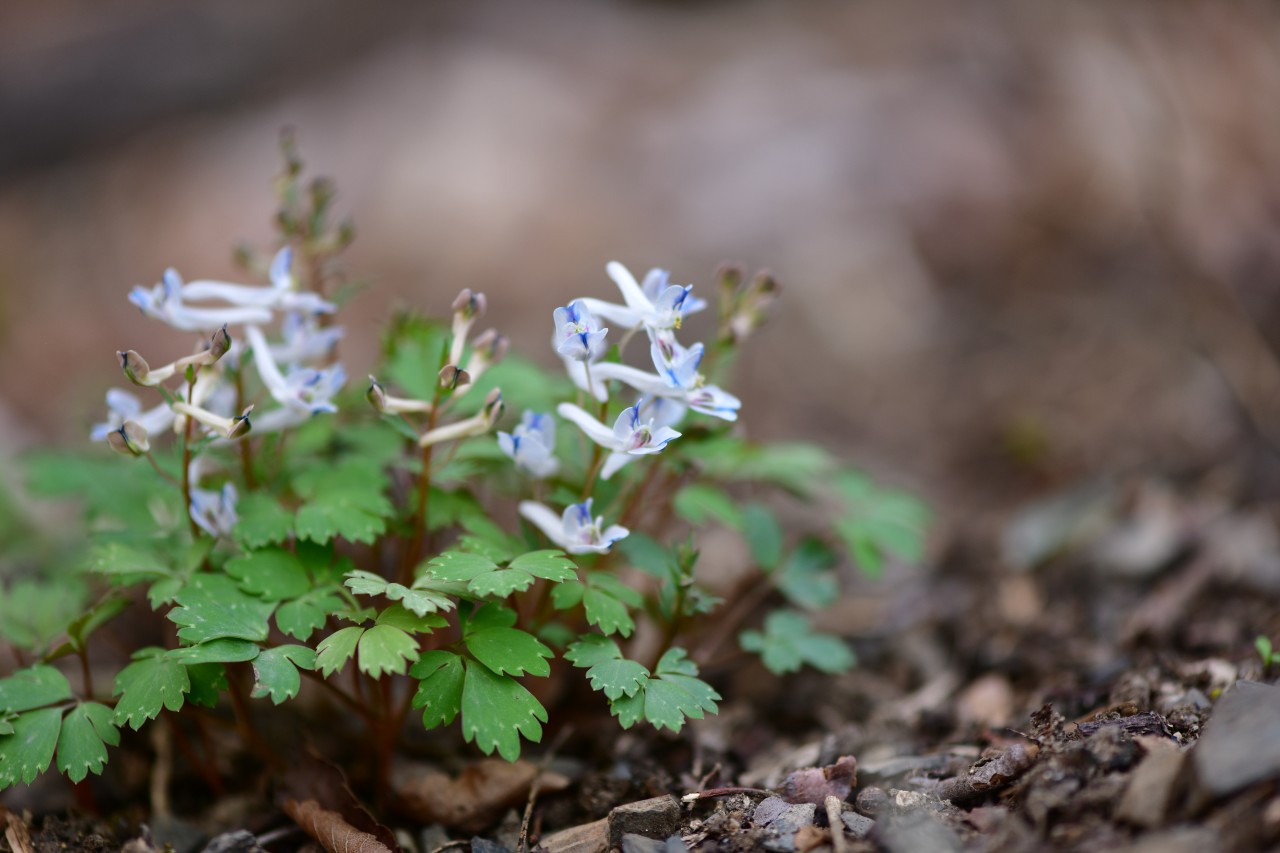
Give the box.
[366,376,388,413]
[482,388,505,428]
[208,324,232,362]
[227,406,253,440]
[451,289,486,320]
[118,350,152,386]
[470,329,509,364]
[438,364,472,390]
[107,421,150,456]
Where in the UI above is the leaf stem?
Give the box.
[233,367,257,490]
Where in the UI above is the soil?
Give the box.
[5,462,1280,852]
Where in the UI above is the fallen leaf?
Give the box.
[779,755,858,805]
[2,809,34,853]
[396,758,569,833]
[282,798,394,853]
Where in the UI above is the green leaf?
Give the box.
[565,636,650,701]
[690,438,833,495]
[315,626,364,677]
[66,595,131,653]
[89,541,170,581]
[232,493,295,549]
[275,587,345,641]
[345,570,457,617]
[225,548,311,601]
[618,534,676,581]
[251,646,316,704]
[166,639,261,665]
[606,647,719,733]
[460,662,547,762]
[56,702,119,783]
[775,538,840,610]
[583,587,635,638]
[0,706,62,786]
[358,625,419,678]
[742,504,784,570]
[169,574,276,643]
[424,552,501,583]
[674,485,744,529]
[185,663,227,708]
[296,503,386,545]
[507,551,579,582]
[0,666,72,713]
[740,611,855,675]
[550,581,584,610]
[113,649,190,729]
[466,623,553,677]
[0,578,89,652]
[411,651,465,728]
[833,472,931,577]
[375,603,448,633]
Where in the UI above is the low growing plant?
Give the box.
[0,142,930,795]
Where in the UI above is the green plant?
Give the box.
[0,140,930,794]
[1257,636,1279,671]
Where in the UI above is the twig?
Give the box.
[825,796,849,853]
[518,727,575,853]
[681,786,775,804]
[428,841,470,853]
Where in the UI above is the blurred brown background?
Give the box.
[5,0,1280,519]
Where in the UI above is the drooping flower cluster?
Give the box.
[512,261,741,553]
[98,247,346,536]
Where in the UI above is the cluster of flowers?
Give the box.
[504,262,741,555]
[93,249,346,535]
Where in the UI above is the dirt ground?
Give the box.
[4,1,1280,851]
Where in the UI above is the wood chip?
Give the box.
[534,817,607,853]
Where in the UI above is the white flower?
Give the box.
[179,248,336,316]
[578,262,700,336]
[556,401,680,479]
[497,410,559,478]
[270,312,344,367]
[553,300,608,362]
[597,394,688,480]
[129,269,273,332]
[244,325,346,416]
[91,388,175,442]
[589,340,741,421]
[190,482,238,538]
[518,498,628,554]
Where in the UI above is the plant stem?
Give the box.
[144,453,180,487]
[225,664,276,767]
[300,670,376,724]
[78,649,93,700]
[233,368,257,490]
[181,377,199,538]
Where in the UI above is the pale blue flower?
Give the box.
[519,498,628,554]
[598,394,687,479]
[244,325,346,416]
[553,300,608,362]
[129,269,273,332]
[180,248,335,315]
[270,312,345,367]
[497,410,559,478]
[91,388,175,442]
[579,262,700,336]
[190,482,238,538]
[557,401,680,479]
[590,353,741,422]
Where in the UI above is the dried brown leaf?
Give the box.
[779,755,858,805]
[282,798,394,853]
[396,758,568,833]
[2,809,34,853]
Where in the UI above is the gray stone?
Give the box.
[607,796,681,848]
[200,831,264,853]
[1192,681,1280,798]
[840,811,875,839]
[758,802,817,853]
[620,834,688,853]
[752,796,792,826]
[874,810,961,853]
[470,838,511,853]
[151,817,208,853]
[1115,746,1189,828]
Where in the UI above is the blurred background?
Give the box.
[4,0,1280,523]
